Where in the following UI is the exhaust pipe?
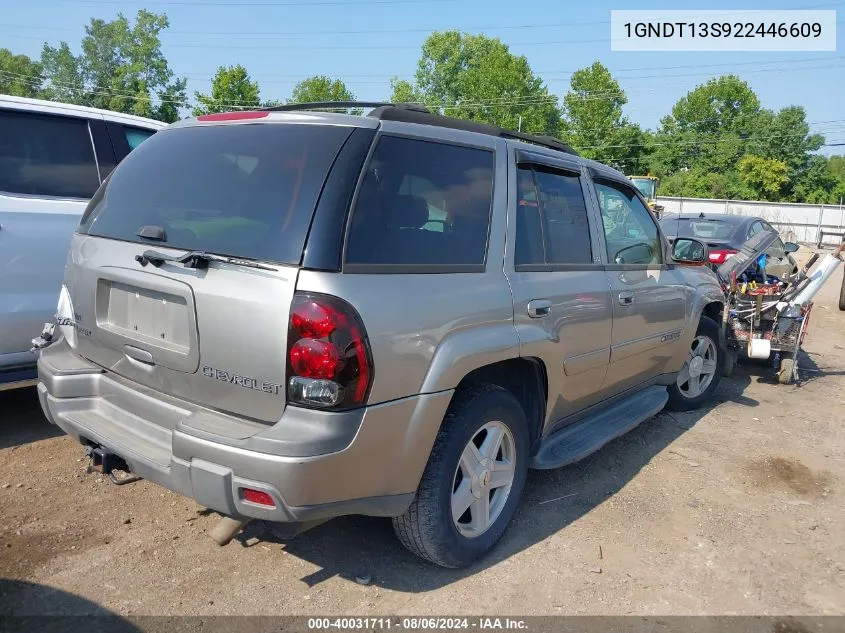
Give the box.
[209,516,252,546]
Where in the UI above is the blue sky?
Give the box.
[3,0,844,152]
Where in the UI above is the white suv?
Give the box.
[0,95,165,390]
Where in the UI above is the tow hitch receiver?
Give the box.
[85,446,142,486]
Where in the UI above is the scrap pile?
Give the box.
[721,234,844,384]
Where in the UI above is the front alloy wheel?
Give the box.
[676,335,718,399]
[667,315,724,411]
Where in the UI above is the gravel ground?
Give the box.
[1,255,844,617]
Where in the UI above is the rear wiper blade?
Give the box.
[135,249,277,271]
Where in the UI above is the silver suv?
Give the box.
[37,103,726,568]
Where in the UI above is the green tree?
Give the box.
[40,10,187,122]
[791,155,840,203]
[0,49,43,97]
[749,106,824,199]
[289,75,355,103]
[829,155,845,183]
[193,65,260,116]
[560,62,650,173]
[403,31,560,135]
[283,75,359,113]
[389,77,422,104]
[652,75,761,182]
[738,155,788,200]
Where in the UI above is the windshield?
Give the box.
[660,218,737,241]
[630,178,656,199]
[80,123,355,265]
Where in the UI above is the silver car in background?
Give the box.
[0,95,164,390]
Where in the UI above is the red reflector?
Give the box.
[241,488,275,507]
[197,111,269,122]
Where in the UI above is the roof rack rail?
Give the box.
[367,105,578,156]
[499,131,577,155]
[260,101,578,157]
[261,101,431,113]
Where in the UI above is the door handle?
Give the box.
[527,299,552,318]
[618,291,635,306]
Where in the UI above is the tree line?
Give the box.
[1,10,843,205]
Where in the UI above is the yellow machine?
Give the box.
[628,175,664,218]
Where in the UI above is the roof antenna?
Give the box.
[699,211,705,218]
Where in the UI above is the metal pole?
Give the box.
[518,115,522,132]
[817,205,824,246]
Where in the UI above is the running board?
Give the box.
[531,385,669,470]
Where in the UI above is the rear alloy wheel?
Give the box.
[392,384,528,568]
[667,316,724,411]
[451,421,516,538]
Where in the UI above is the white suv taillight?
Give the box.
[286,292,373,409]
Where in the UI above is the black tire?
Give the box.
[839,269,845,311]
[666,316,724,412]
[392,383,529,568]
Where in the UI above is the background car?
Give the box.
[659,213,799,278]
[0,95,166,391]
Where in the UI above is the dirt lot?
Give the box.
[2,258,844,617]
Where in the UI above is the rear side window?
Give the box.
[123,126,155,150]
[515,165,592,266]
[0,110,100,198]
[345,136,494,270]
[82,124,354,265]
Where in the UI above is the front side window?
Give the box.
[345,136,494,268]
[595,180,663,266]
[0,110,99,198]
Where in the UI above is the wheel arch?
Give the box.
[449,357,548,455]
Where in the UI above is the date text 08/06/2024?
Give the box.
[307,618,528,630]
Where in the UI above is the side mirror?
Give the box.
[784,242,799,254]
[672,237,708,264]
[614,243,654,265]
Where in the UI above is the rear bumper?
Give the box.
[37,340,452,524]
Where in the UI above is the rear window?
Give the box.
[344,136,494,270]
[81,123,354,264]
[661,218,737,241]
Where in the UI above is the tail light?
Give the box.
[286,292,373,409]
[708,249,738,264]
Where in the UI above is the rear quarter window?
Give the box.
[344,135,495,271]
